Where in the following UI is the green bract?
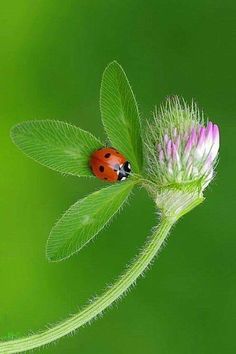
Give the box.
[11,61,143,262]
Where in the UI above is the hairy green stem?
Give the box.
[0,217,174,354]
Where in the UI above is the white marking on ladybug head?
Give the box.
[121,176,126,181]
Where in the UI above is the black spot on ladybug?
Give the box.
[104,153,111,158]
[104,177,108,180]
[99,166,104,172]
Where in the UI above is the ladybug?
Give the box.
[90,147,131,182]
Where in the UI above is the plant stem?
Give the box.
[0,217,174,354]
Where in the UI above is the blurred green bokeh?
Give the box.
[0,1,235,353]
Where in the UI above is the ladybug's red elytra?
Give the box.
[90,147,131,182]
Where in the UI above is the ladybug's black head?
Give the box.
[118,161,131,181]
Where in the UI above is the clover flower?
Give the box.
[146,98,220,191]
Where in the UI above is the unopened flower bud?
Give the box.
[146,97,220,191]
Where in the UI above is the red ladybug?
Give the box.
[90,147,131,182]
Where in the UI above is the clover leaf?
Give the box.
[100,61,143,173]
[11,120,102,177]
[11,62,143,261]
[47,180,135,262]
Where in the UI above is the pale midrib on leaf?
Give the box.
[114,74,138,156]
[11,121,102,176]
[15,136,95,156]
[115,69,142,170]
[101,63,142,173]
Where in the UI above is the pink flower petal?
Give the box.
[159,150,164,162]
[166,139,172,159]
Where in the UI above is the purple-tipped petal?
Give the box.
[183,133,193,164]
[172,142,181,170]
[159,149,164,162]
[190,128,197,146]
[184,135,193,152]
[175,135,180,150]
[213,124,220,142]
[206,122,213,136]
[210,124,220,160]
[205,121,214,146]
[171,142,177,156]
[197,126,206,145]
[194,126,206,160]
[164,134,169,144]
[166,139,172,159]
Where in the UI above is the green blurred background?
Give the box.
[0,1,235,353]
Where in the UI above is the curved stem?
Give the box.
[0,217,174,354]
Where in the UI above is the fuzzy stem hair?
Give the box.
[0,217,174,353]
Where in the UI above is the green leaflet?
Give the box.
[100,61,143,174]
[11,120,102,177]
[46,179,135,262]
